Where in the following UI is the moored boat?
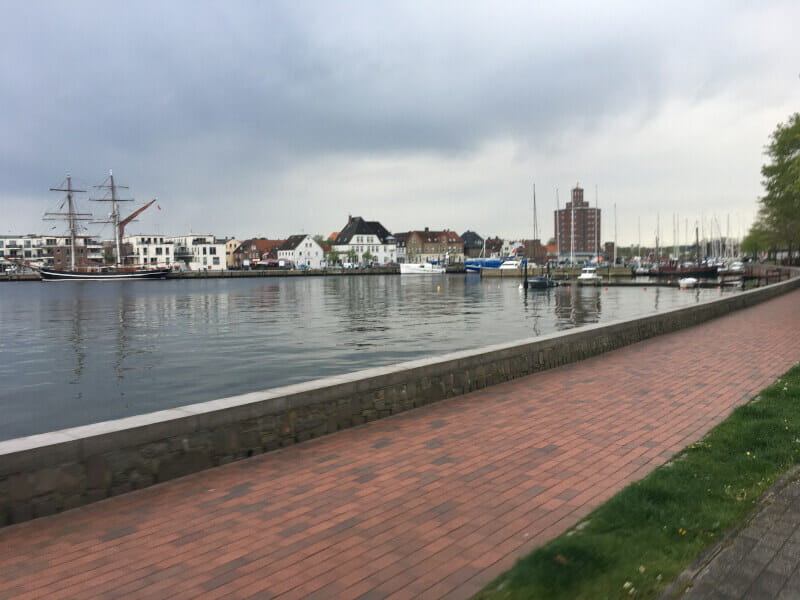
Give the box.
[41,171,170,281]
[577,266,602,286]
[399,262,446,274]
[527,275,558,289]
[464,257,503,273]
[40,266,169,281]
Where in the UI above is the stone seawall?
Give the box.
[1,276,798,526]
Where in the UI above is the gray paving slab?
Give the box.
[668,467,800,600]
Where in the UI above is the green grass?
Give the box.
[474,363,800,600]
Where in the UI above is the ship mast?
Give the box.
[45,174,91,271]
[91,170,132,268]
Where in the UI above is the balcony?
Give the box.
[174,247,194,260]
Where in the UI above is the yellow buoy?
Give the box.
[437,286,440,293]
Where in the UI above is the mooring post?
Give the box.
[523,259,528,290]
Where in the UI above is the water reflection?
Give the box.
[0,276,741,439]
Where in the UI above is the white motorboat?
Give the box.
[399,263,446,274]
[678,277,698,288]
[498,260,522,270]
[576,266,602,285]
[729,261,745,273]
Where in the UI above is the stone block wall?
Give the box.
[1,276,798,526]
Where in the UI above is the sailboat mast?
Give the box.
[110,171,121,267]
[67,176,77,271]
[570,188,574,265]
[91,170,132,269]
[47,174,89,272]
[532,183,538,243]
[555,188,560,264]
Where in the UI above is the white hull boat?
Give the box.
[577,266,602,286]
[399,263,446,274]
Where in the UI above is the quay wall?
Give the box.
[1,276,799,526]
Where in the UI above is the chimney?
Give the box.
[424,226,429,232]
[348,214,352,223]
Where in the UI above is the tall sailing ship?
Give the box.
[40,171,170,281]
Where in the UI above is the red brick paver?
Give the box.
[1,290,799,599]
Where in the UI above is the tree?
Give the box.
[326,250,340,266]
[346,249,359,266]
[759,113,800,264]
[362,250,374,265]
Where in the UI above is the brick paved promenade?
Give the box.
[1,290,798,600]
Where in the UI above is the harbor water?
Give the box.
[0,275,738,440]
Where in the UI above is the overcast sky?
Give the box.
[2,1,797,246]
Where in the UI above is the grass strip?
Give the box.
[474,362,800,600]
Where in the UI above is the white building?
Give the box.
[171,235,226,271]
[277,234,326,269]
[502,239,525,258]
[124,234,226,271]
[331,216,396,267]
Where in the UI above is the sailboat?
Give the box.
[527,183,557,289]
[39,171,170,281]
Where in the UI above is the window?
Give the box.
[213,257,220,265]
[156,248,163,255]
[210,247,216,255]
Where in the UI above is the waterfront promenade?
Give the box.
[1,290,798,599]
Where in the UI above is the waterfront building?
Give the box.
[0,235,103,271]
[171,235,226,271]
[125,234,227,271]
[484,237,504,258]
[332,216,397,266]
[393,232,409,263]
[232,238,284,269]
[460,230,485,258]
[604,241,616,263]
[277,234,326,269]
[554,184,601,261]
[501,239,525,258]
[520,239,548,264]
[125,234,174,268]
[225,239,241,269]
[399,229,464,265]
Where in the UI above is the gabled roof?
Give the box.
[404,230,463,244]
[393,232,410,248]
[460,230,484,250]
[278,234,308,251]
[333,217,393,245]
[236,238,284,255]
[484,237,504,253]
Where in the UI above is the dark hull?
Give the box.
[40,268,171,281]
[527,276,558,289]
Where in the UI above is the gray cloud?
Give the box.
[2,1,797,242]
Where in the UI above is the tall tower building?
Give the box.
[553,184,601,259]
